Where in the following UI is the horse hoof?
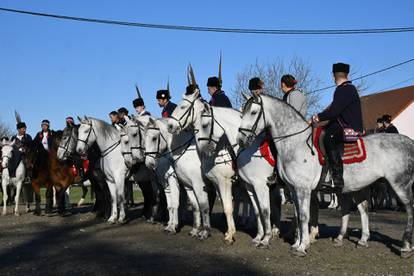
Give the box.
[291,249,307,257]
[400,247,414,258]
[258,242,271,249]
[2,212,6,216]
[357,240,369,248]
[117,219,127,225]
[224,237,235,245]
[333,238,343,247]
[271,228,280,239]
[14,212,20,217]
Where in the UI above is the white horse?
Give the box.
[1,140,25,216]
[76,116,127,224]
[144,117,211,239]
[237,94,414,257]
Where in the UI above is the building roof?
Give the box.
[361,85,414,131]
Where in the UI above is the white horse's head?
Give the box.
[1,140,15,170]
[57,125,78,161]
[195,102,224,157]
[237,94,267,148]
[145,117,168,170]
[76,116,95,156]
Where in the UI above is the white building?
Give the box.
[361,85,414,139]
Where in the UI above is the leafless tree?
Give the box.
[231,57,323,116]
[0,118,12,139]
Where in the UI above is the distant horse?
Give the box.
[1,140,25,216]
[57,125,111,218]
[29,130,82,216]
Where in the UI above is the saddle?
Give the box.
[313,127,366,166]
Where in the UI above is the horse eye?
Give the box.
[152,137,157,142]
[202,124,208,129]
[251,111,257,115]
[181,106,185,109]
[132,133,137,137]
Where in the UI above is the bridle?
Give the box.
[77,121,121,157]
[58,126,75,159]
[170,98,197,130]
[120,122,145,159]
[144,127,168,159]
[238,95,314,154]
[197,107,226,148]
[1,150,12,169]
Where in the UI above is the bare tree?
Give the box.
[231,57,323,116]
[0,117,12,139]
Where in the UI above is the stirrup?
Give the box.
[266,173,278,187]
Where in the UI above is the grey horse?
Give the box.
[237,94,414,257]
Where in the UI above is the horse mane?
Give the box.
[89,117,119,141]
[243,95,307,122]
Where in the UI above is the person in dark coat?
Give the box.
[311,63,363,191]
[109,111,120,126]
[11,122,32,155]
[375,117,385,133]
[382,114,399,133]
[33,119,56,214]
[207,77,232,108]
[117,107,129,126]
[156,89,177,118]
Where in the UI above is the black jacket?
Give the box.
[162,101,177,118]
[385,124,399,134]
[34,130,55,152]
[209,90,232,108]
[318,81,363,132]
[11,134,33,152]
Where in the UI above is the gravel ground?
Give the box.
[0,203,414,276]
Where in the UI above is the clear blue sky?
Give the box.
[1,0,413,135]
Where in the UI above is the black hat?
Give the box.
[156,89,171,100]
[382,114,392,123]
[185,84,199,95]
[16,122,26,130]
[376,117,384,123]
[133,98,145,108]
[249,77,263,91]
[332,63,350,74]
[207,77,221,88]
[109,111,118,116]
[41,119,50,126]
[118,107,129,115]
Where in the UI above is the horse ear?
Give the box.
[203,102,211,113]
[242,92,251,101]
[124,116,131,124]
[148,116,156,125]
[114,124,122,131]
[77,116,83,123]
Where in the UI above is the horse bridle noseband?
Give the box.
[77,122,121,157]
[144,127,168,159]
[59,127,75,158]
[197,107,225,147]
[120,123,145,158]
[170,98,197,130]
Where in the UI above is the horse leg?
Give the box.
[333,193,351,247]
[246,187,264,246]
[107,183,118,224]
[117,178,126,223]
[390,182,414,257]
[185,187,201,237]
[269,184,281,239]
[2,177,8,215]
[309,190,320,244]
[251,184,271,248]
[216,179,236,244]
[14,181,23,216]
[78,182,88,207]
[356,199,370,247]
[292,187,311,257]
[192,184,211,240]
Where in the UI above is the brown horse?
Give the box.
[27,130,82,216]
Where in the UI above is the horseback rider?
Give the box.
[267,74,307,185]
[375,117,385,133]
[33,119,56,214]
[109,111,120,126]
[117,107,129,126]
[11,121,32,156]
[382,114,399,133]
[133,96,151,116]
[157,89,177,118]
[207,76,232,108]
[249,77,265,96]
[311,63,363,191]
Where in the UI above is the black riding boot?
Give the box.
[45,186,54,215]
[328,149,344,190]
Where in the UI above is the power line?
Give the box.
[377,76,414,93]
[1,7,414,35]
[307,58,414,94]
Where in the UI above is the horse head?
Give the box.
[145,117,169,170]
[1,140,15,170]
[237,94,266,148]
[76,116,95,156]
[57,125,78,161]
[195,102,223,157]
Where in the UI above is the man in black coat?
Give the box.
[311,63,363,191]
[157,89,177,118]
[382,114,399,133]
[207,77,232,108]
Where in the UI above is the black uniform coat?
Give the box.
[162,101,177,118]
[209,90,232,108]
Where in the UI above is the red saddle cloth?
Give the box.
[260,139,276,167]
[70,160,90,177]
[313,127,366,166]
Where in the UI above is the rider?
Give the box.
[65,116,75,128]
[249,77,265,96]
[311,63,363,191]
[117,107,129,126]
[375,117,385,133]
[109,111,120,126]
[33,119,56,214]
[207,76,232,108]
[11,121,33,155]
[157,89,177,118]
[133,96,151,116]
[382,114,399,133]
[267,74,307,185]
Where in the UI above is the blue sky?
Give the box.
[1,0,413,135]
